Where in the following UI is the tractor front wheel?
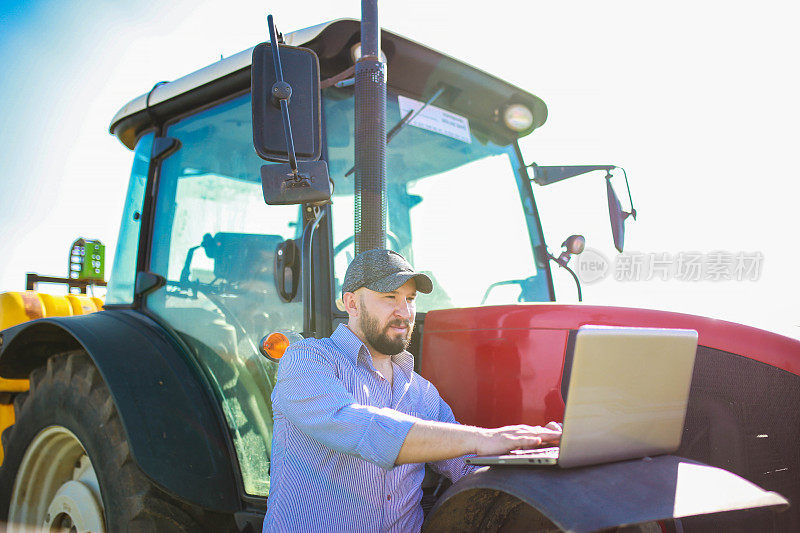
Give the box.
[0,350,235,532]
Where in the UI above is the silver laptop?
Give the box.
[466,326,698,468]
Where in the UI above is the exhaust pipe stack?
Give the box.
[354,0,387,255]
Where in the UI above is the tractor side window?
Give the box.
[106,132,154,305]
[146,94,302,497]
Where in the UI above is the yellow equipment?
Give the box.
[0,291,103,463]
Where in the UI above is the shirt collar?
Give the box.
[330,323,415,381]
[330,323,365,364]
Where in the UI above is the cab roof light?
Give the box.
[503,103,534,132]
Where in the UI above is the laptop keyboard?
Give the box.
[509,447,559,457]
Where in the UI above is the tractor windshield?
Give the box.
[325,87,550,310]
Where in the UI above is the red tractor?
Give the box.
[0,11,797,532]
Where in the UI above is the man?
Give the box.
[264,249,561,532]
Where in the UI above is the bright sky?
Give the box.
[1,0,798,340]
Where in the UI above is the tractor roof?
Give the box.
[110,19,547,149]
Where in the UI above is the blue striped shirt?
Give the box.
[263,324,475,532]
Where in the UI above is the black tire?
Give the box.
[0,350,237,532]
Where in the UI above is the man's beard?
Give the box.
[361,307,414,356]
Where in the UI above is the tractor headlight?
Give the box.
[503,104,534,132]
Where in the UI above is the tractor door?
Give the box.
[142,92,306,498]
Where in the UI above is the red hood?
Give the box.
[420,304,800,428]
[424,303,800,375]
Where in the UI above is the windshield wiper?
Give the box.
[344,86,446,177]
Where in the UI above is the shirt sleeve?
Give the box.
[427,387,480,483]
[273,340,417,471]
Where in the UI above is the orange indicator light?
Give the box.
[260,332,290,362]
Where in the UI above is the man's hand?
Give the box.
[395,420,562,465]
[472,422,562,456]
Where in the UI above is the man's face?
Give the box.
[354,279,417,356]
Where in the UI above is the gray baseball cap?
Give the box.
[342,249,433,295]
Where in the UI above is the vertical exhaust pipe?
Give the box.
[354,0,387,255]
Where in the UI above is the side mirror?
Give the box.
[606,176,634,252]
[251,15,330,206]
[526,163,637,254]
[251,43,321,162]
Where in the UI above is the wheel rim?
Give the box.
[8,425,105,533]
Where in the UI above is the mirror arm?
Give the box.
[267,15,299,176]
[528,164,616,186]
[608,168,637,220]
[620,167,637,220]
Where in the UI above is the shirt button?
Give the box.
[387,494,392,501]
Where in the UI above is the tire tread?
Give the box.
[0,350,237,532]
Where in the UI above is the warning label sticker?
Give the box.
[397,95,471,144]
